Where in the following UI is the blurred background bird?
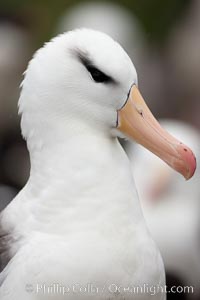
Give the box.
[0,1,200,299]
[125,120,200,300]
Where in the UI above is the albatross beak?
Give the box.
[117,85,196,180]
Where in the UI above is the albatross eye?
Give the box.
[86,65,112,83]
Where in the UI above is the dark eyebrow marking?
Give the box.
[72,48,116,84]
[75,49,94,68]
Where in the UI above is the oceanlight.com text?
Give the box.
[24,282,194,296]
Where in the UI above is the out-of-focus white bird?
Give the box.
[125,119,200,298]
[56,2,146,74]
[0,30,196,300]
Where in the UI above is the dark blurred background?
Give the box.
[0,0,200,299]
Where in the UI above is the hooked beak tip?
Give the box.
[182,147,196,180]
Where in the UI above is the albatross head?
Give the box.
[19,28,196,179]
